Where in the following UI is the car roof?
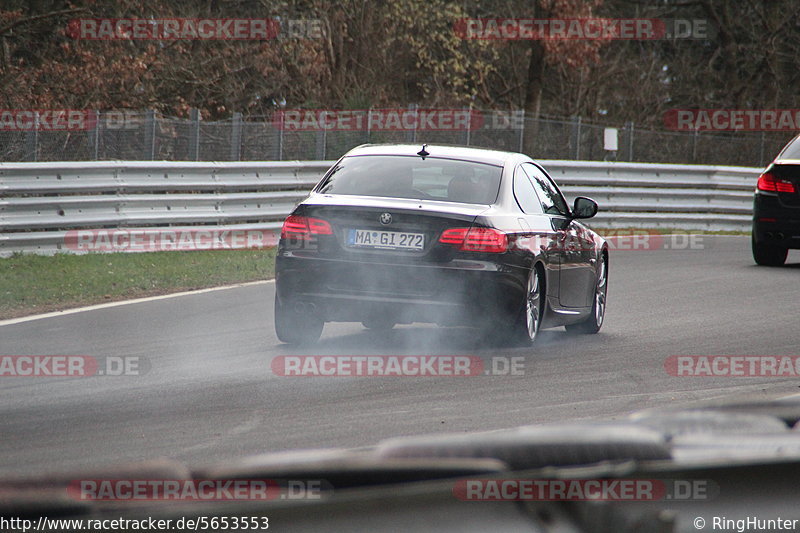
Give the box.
[341,144,523,167]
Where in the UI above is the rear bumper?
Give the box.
[753,193,800,249]
[275,253,526,326]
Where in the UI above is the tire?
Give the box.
[509,265,544,346]
[565,254,607,335]
[752,234,787,266]
[362,316,396,331]
[274,297,324,345]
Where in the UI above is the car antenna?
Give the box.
[417,144,429,159]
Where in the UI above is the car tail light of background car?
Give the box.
[757,172,797,193]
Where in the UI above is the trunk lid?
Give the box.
[299,194,490,264]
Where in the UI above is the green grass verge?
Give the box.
[0,228,748,320]
[0,249,276,320]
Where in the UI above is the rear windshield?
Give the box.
[777,134,800,160]
[316,155,503,204]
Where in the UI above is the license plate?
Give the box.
[347,229,425,251]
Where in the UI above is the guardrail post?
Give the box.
[759,132,765,167]
[230,112,243,161]
[189,108,201,161]
[517,110,525,153]
[143,110,156,160]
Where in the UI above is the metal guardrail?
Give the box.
[0,160,760,256]
[547,160,758,231]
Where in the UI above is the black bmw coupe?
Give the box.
[274,144,608,345]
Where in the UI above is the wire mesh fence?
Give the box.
[0,109,792,166]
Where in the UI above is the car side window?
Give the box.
[523,163,569,216]
[777,133,800,160]
[513,165,544,214]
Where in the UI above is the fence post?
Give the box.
[571,116,582,159]
[517,110,525,153]
[759,132,765,167]
[463,106,471,146]
[143,110,156,160]
[625,121,634,161]
[189,108,201,161]
[315,129,325,160]
[230,112,243,161]
[692,129,698,163]
[278,115,284,161]
[407,104,418,143]
[90,110,101,160]
[24,112,40,161]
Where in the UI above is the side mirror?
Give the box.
[571,197,598,219]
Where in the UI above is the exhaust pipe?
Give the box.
[776,232,785,240]
[765,232,774,240]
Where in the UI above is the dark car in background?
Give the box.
[274,144,608,345]
[752,133,800,265]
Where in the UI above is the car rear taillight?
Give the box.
[757,172,797,193]
[281,215,333,237]
[439,228,469,244]
[439,227,508,253]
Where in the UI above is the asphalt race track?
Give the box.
[2,235,800,478]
